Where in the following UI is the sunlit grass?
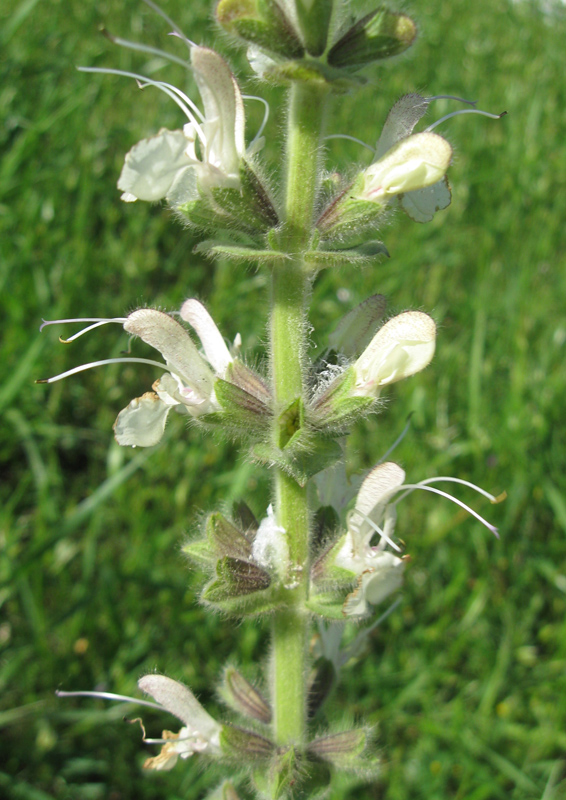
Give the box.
[1,0,566,797]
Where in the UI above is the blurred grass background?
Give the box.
[1,0,566,797]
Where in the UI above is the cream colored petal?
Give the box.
[113,392,173,447]
[180,299,232,375]
[353,462,406,524]
[125,309,213,398]
[364,132,452,200]
[342,555,404,617]
[191,47,245,178]
[401,177,451,223]
[118,129,192,202]
[354,311,436,394]
[138,675,221,743]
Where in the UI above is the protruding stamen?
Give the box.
[350,510,402,552]
[141,0,196,49]
[426,109,507,132]
[36,357,170,384]
[78,68,206,135]
[324,134,376,154]
[377,413,413,465]
[56,689,162,710]
[57,319,127,343]
[428,95,477,106]
[412,476,499,503]
[102,29,190,68]
[392,483,500,537]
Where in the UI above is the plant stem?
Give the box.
[270,83,328,752]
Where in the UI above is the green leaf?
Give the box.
[195,241,289,265]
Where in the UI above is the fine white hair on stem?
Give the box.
[426,108,507,132]
[37,357,170,384]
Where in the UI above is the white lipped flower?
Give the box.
[335,462,407,617]
[361,130,452,204]
[366,93,505,220]
[335,462,501,617]
[79,4,253,207]
[57,674,222,772]
[117,46,245,205]
[327,94,503,221]
[353,311,436,398]
[138,674,222,770]
[39,299,234,447]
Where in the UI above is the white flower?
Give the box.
[251,505,288,576]
[57,674,222,772]
[335,462,406,617]
[39,300,234,447]
[334,462,501,617]
[366,93,452,220]
[362,131,452,203]
[367,92,504,220]
[114,301,233,446]
[117,46,245,205]
[80,43,245,206]
[138,674,222,770]
[353,311,436,398]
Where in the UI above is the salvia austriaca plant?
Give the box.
[41,1,506,797]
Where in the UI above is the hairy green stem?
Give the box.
[270,84,328,755]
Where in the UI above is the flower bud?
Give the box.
[308,729,368,768]
[207,513,254,561]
